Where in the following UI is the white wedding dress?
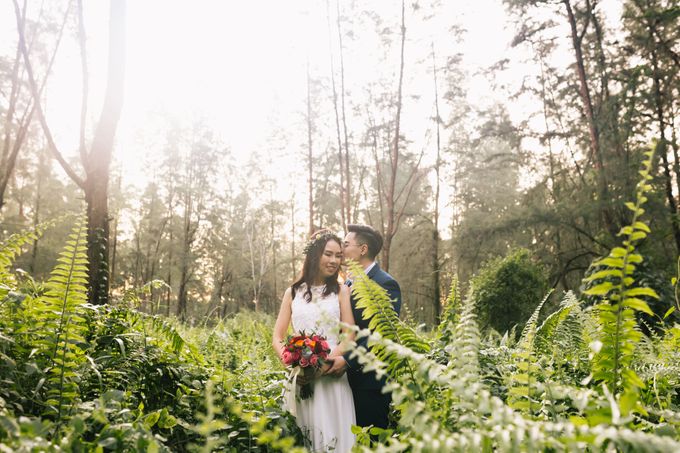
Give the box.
[285,283,356,452]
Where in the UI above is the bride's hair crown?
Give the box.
[303,229,338,255]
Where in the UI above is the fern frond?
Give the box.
[438,276,461,334]
[128,311,204,364]
[34,217,89,424]
[0,216,65,297]
[506,290,553,414]
[518,289,553,348]
[431,277,461,356]
[582,146,658,401]
[535,291,580,352]
[349,261,429,381]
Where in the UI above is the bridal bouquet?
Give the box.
[282,332,331,399]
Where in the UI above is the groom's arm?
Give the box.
[383,278,401,316]
[342,277,401,370]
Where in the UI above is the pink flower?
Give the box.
[310,356,319,367]
[300,357,309,367]
[320,341,329,351]
[282,350,292,365]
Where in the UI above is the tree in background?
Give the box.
[13,0,126,305]
[0,1,69,212]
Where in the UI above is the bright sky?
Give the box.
[0,0,622,234]
[2,0,513,169]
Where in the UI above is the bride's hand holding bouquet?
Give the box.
[281,331,331,399]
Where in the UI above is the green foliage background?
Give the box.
[471,248,549,335]
[0,150,679,451]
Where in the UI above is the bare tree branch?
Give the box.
[12,0,86,190]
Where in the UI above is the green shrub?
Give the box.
[471,248,549,335]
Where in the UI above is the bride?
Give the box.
[272,229,356,452]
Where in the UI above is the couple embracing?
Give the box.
[272,224,402,452]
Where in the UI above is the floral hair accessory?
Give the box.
[303,230,337,255]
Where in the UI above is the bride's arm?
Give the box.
[329,285,356,357]
[272,287,293,362]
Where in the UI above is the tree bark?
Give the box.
[336,0,352,225]
[431,43,442,325]
[649,26,680,253]
[306,62,315,235]
[177,148,196,320]
[109,174,121,294]
[85,0,126,305]
[382,0,407,273]
[563,0,616,237]
[13,0,126,305]
[327,0,347,231]
[30,146,48,274]
[291,191,297,281]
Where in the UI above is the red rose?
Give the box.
[300,357,309,367]
[310,355,319,367]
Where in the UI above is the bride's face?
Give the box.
[318,240,342,278]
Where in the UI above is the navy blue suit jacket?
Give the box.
[344,263,401,390]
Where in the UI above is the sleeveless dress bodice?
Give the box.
[291,285,342,348]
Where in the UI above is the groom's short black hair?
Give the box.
[347,224,383,260]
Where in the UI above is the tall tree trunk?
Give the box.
[165,218,173,317]
[671,119,680,200]
[538,46,569,291]
[650,37,680,253]
[306,62,315,235]
[382,0,407,273]
[85,0,126,305]
[563,0,616,237]
[14,0,126,305]
[109,213,119,294]
[291,191,297,281]
[431,43,442,325]
[177,151,195,320]
[30,145,48,274]
[270,188,278,303]
[327,0,347,231]
[336,0,352,225]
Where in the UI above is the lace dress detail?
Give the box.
[285,283,356,452]
[291,285,341,347]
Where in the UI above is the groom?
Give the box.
[326,224,402,429]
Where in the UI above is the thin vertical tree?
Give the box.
[306,61,315,235]
[336,0,352,225]
[1,1,70,212]
[562,0,615,236]
[14,0,126,304]
[382,0,407,272]
[431,42,442,325]
[327,0,348,231]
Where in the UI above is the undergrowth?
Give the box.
[0,146,679,451]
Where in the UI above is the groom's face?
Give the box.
[342,232,363,264]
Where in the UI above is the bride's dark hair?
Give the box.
[291,229,341,302]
